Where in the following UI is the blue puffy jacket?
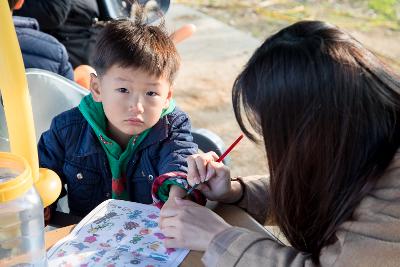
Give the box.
[38,106,198,217]
[14,16,74,80]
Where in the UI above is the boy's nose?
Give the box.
[129,100,144,113]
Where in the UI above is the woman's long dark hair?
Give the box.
[233,21,400,262]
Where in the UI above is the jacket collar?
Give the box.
[74,115,170,157]
[137,115,170,151]
[13,16,39,30]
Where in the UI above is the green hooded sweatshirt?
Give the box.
[78,94,175,200]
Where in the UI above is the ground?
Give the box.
[171,0,400,177]
[177,0,400,71]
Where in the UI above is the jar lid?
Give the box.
[0,152,32,202]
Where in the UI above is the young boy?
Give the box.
[38,16,204,218]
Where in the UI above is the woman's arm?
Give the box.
[203,162,400,267]
[203,227,316,267]
[161,195,400,267]
[233,175,270,224]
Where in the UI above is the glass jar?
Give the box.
[0,152,46,266]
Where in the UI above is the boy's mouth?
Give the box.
[125,118,144,125]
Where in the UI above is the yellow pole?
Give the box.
[0,0,60,207]
[0,0,38,182]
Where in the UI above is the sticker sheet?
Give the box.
[47,199,189,267]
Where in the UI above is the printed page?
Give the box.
[47,199,189,267]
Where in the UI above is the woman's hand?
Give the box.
[159,197,232,251]
[187,152,233,201]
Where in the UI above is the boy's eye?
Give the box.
[117,88,129,93]
[146,91,158,97]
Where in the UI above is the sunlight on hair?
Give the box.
[130,0,166,24]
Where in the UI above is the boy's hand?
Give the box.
[162,185,186,211]
[169,185,187,198]
[187,152,232,201]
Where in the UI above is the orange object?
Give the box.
[74,64,95,90]
[14,0,25,10]
[170,24,196,44]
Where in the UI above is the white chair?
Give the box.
[0,68,89,151]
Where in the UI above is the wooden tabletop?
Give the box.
[45,203,268,266]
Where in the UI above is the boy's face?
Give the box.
[90,65,172,141]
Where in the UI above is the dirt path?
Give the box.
[167,2,400,177]
[167,6,268,177]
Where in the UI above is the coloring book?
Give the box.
[47,199,189,267]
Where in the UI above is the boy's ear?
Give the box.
[90,73,102,102]
[164,87,173,109]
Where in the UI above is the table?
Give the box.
[45,204,268,266]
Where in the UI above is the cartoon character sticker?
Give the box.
[70,242,89,251]
[147,213,158,219]
[142,218,158,228]
[148,252,168,262]
[130,234,144,244]
[154,233,165,240]
[93,212,119,224]
[144,241,162,251]
[83,234,97,243]
[114,229,126,242]
[124,221,140,230]
[139,228,151,235]
[127,210,142,220]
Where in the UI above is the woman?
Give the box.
[159,20,400,266]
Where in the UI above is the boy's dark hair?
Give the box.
[92,9,180,84]
[8,0,19,9]
[233,20,400,263]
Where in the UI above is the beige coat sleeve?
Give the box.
[202,153,400,267]
[235,175,270,224]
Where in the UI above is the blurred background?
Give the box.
[178,0,400,71]
[168,0,400,177]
